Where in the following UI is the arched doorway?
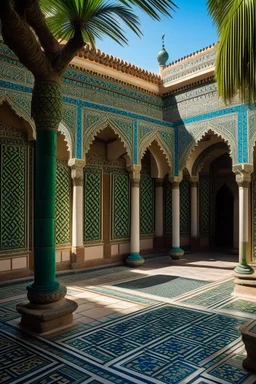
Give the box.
[186,132,238,253]
[215,184,234,248]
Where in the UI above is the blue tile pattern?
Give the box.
[1,291,256,383]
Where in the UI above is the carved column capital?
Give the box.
[169,176,182,189]
[233,164,253,188]
[127,165,141,187]
[155,178,164,187]
[190,176,199,188]
[68,158,86,186]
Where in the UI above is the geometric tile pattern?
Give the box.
[199,177,210,235]
[181,280,235,308]
[84,168,102,241]
[220,299,256,315]
[112,173,130,239]
[163,176,172,234]
[180,179,190,235]
[56,305,253,384]
[140,172,154,235]
[1,261,256,384]
[55,161,71,245]
[0,143,27,250]
[114,275,211,299]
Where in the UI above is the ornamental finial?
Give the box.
[162,33,165,48]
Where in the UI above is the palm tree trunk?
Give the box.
[27,79,65,303]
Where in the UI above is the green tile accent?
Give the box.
[182,280,234,307]
[180,179,190,235]
[55,161,71,245]
[84,168,102,242]
[163,176,172,234]
[140,173,154,236]
[199,177,210,235]
[221,299,256,314]
[112,173,130,239]
[0,143,27,249]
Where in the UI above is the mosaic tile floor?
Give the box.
[1,253,256,384]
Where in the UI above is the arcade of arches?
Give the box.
[0,108,254,280]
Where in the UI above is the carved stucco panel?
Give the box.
[83,109,133,160]
[138,122,173,169]
[178,113,238,171]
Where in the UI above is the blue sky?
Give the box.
[96,0,218,74]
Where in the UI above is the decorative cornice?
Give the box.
[75,45,161,85]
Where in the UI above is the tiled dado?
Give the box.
[56,249,71,263]
[0,254,29,272]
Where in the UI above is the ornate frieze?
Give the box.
[162,45,217,85]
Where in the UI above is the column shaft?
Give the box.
[126,165,144,267]
[234,164,254,274]
[130,185,140,253]
[72,185,84,247]
[170,181,184,259]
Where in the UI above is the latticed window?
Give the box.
[84,168,102,242]
[0,138,29,251]
[111,172,130,240]
[140,172,155,236]
[55,161,72,246]
[163,175,172,235]
[180,179,190,236]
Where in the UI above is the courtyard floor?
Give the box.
[1,252,256,384]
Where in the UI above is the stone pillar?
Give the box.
[234,164,254,275]
[169,178,184,259]
[190,177,200,251]
[154,178,164,249]
[126,165,144,267]
[69,159,86,265]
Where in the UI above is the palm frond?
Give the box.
[40,0,141,47]
[212,0,256,103]
[119,0,177,20]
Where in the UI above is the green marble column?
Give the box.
[27,80,66,302]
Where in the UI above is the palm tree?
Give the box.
[208,0,256,104]
[0,0,177,305]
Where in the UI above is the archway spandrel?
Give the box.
[178,114,238,171]
[83,114,132,161]
[139,132,172,171]
[0,94,35,139]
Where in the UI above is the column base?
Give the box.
[170,247,184,260]
[126,253,144,267]
[16,298,78,334]
[233,272,256,298]
[234,264,254,275]
[71,246,84,264]
[240,323,256,373]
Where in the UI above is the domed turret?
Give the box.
[157,34,169,67]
